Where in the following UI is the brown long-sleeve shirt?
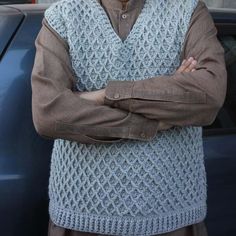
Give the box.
[31,0,227,145]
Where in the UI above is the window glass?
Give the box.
[204,0,236,9]
[36,0,57,3]
[204,35,236,130]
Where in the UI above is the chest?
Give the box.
[97,0,145,41]
[64,0,195,91]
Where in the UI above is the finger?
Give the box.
[177,59,187,73]
[184,60,197,72]
[181,59,187,65]
[177,57,193,73]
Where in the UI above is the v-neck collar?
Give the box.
[91,0,151,44]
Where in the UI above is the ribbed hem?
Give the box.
[49,202,207,236]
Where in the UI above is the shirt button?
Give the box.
[140,132,146,139]
[121,13,127,19]
[114,93,120,99]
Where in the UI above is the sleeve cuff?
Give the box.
[104,80,134,100]
[128,113,159,141]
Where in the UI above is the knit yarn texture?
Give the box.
[44,0,207,235]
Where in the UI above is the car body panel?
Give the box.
[0,6,24,57]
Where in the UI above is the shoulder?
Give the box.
[166,0,200,18]
[44,0,83,23]
[170,0,200,8]
[44,0,86,35]
[189,0,214,28]
[44,0,85,18]
[44,0,73,41]
[44,0,72,23]
[44,0,93,42]
[192,0,209,14]
[184,0,200,12]
[174,0,200,13]
[197,0,212,14]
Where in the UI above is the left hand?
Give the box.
[79,88,106,105]
[176,57,198,74]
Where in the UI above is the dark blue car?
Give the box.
[0,3,236,236]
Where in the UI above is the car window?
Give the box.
[0,0,32,4]
[204,35,236,131]
[0,7,24,58]
[204,0,236,9]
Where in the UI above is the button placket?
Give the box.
[140,132,146,139]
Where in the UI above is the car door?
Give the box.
[203,8,236,236]
[0,4,53,236]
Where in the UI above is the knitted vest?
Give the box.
[44,0,207,235]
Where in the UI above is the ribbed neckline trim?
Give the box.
[90,0,151,44]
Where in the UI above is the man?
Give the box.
[31,0,227,235]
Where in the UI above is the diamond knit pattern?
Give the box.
[44,0,207,235]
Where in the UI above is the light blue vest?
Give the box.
[45,0,207,235]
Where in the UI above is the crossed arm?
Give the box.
[82,2,227,129]
[31,1,227,144]
[79,57,198,105]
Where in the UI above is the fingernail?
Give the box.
[191,60,197,65]
[181,59,186,65]
[188,57,193,61]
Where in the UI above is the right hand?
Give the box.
[176,57,197,73]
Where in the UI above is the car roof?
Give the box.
[1,3,51,13]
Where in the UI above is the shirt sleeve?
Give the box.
[104,1,227,127]
[31,18,161,144]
